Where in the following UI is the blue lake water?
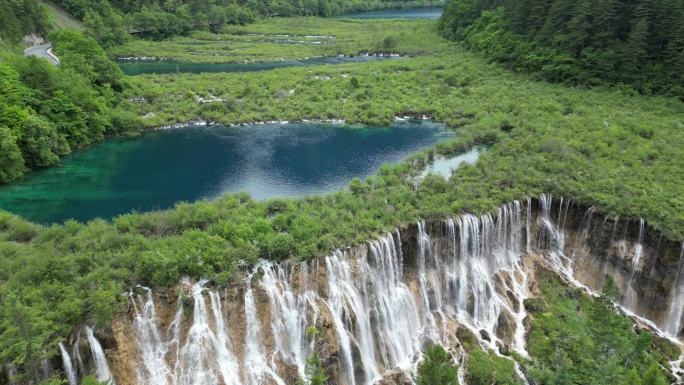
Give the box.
[0,121,451,224]
[341,7,443,19]
[118,55,396,75]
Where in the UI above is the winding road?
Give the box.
[23,43,60,66]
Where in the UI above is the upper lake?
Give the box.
[118,55,397,75]
[340,7,443,19]
[0,121,452,224]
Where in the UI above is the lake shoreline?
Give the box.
[144,114,435,131]
[116,54,405,75]
[0,120,451,224]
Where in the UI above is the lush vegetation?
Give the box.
[455,328,523,385]
[39,376,107,385]
[51,0,442,45]
[523,268,676,384]
[416,344,459,385]
[111,18,447,62]
[0,30,136,183]
[124,22,684,240]
[438,0,684,99]
[0,0,50,45]
[1,10,683,385]
[1,17,683,382]
[299,327,329,385]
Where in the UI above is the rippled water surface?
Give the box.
[0,121,451,223]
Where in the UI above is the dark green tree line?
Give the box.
[52,0,442,44]
[439,0,684,98]
[0,0,51,44]
[0,30,135,183]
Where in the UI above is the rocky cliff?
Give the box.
[55,195,684,385]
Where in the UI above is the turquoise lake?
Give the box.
[0,121,451,224]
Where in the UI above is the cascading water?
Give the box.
[176,281,230,385]
[243,277,286,385]
[208,291,242,385]
[54,194,684,385]
[73,333,85,379]
[665,243,684,337]
[59,342,78,385]
[366,235,422,371]
[259,261,319,380]
[324,250,381,385]
[130,287,171,385]
[84,326,115,384]
[623,218,646,310]
[127,282,244,385]
[632,218,645,273]
[416,219,443,339]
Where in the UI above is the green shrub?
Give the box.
[416,344,459,385]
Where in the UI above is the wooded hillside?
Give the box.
[439,0,684,98]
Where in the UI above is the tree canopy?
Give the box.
[0,31,134,183]
[0,0,50,44]
[439,0,684,98]
[51,0,442,45]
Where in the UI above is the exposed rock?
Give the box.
[479,329,491,342]
[107,319,137,385]
[524,297,546,313]
[495,309,516,347]
[70,196,683,385]
[377,370,413,385]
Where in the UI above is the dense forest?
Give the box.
[52,0,442,44]
[0,0,51,45]
[438,0,684,98]
[0,30,135,183]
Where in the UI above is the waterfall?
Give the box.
[632,218,645,273]
[243,277,286,385]
[168,289,184,384]
[127,282,243,385]
[59,342,78,385]
[624,218,647,310]
[73,333,84,379]
[177,280,239,385]
[259,261,318,379]
[365,234,422,371]
[325,250,381,385]
[537,193,568,272]
[84,326,115,384]
[417,219,443,338]
[130,287,171,385]
[208,291,241,385]
[665,242,684,337]
[63,193,684,385]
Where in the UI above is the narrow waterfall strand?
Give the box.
[59,343,78,385]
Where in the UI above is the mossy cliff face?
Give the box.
[78,196,682,385]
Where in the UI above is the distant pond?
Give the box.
[340,8,443,19]
[0,121,452,224]
[118,55,398,75]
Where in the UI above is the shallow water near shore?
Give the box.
[0,121,452,224]
[118,55,398,75]
[339,7,443,19]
